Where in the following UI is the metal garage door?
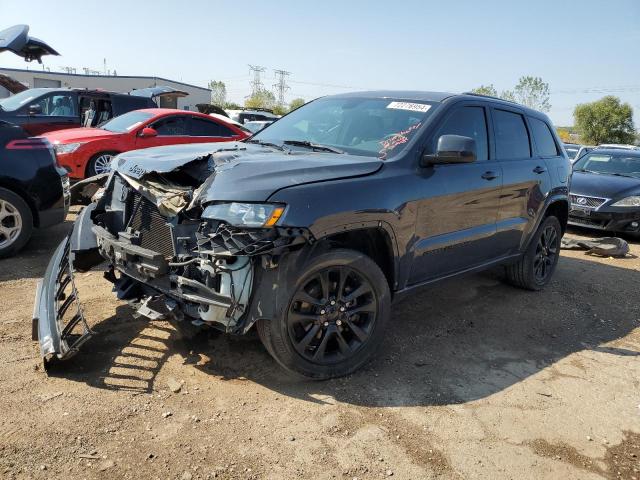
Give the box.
[33,77,61,88]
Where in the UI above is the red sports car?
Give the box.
[42,109,249,179]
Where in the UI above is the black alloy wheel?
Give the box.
[256,248,391,379]
[287,265,378,365]
[533,224,559,282]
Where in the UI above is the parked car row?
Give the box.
[563,142,639,163]
[0,86,187,136]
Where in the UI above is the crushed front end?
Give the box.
[33,146,313,364]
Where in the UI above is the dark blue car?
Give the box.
[569,149,640,237]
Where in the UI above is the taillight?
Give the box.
[6,137,52,150]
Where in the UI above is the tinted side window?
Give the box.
[434,106,488,161]
[32,93,76,116]
[529,117,559,156]
[189,117,236,137]
[152,116,188,135]
[493,110,531,159]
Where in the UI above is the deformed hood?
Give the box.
[113,142,384,203]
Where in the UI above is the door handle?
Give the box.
[481,171,499,180]
[533,165,547,174]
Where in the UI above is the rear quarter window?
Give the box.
[493,109,531,159]
[529,117,559,157]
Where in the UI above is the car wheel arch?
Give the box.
[86,151,120,177]
[544,199,569,234]
[316,224,399,294]
[522,195,569,252]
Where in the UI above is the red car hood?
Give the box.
[42,127,120,144]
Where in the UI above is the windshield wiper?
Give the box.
[607,172,639,178]
[245,139,286,151]
[282,140,344,154]
[573,169,600,174]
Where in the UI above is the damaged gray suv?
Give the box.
[33,91,571,379]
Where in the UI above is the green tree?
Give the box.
[574,96,636,145]
[470,84,498,97]
[288,98,306,112]
[208,80,227,107]
[505,76,551,112]
[272,105,288,116]
[245,89,276,109]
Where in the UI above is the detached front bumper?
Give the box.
[32,236,92,368]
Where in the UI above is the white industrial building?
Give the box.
[0,67,211,110]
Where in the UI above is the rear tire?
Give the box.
[506,215,561,291]
[0,187,33,258]
[257,248,391,380]
[86,152,117,177]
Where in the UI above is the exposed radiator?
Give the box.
[125,191,175,259]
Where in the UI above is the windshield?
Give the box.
[253,97,438,158]
[573,153,640,177]
[100,111,155,133]
[0,88,52,111]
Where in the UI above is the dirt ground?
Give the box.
[1,210,639,480]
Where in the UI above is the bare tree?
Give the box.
[208,80,227,107]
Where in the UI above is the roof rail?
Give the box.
[462,91,522,106]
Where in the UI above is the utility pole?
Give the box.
[273,69,291,107]
[248,65,266,96]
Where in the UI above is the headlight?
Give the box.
[202,202,285,227]
[611,196,640,207]
[54,142,83,154]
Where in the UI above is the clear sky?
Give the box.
[1,0,639,126]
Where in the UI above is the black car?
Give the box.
[34,91,570,378]
[0,120,69,257]
[569,149,640,236]
[0,86,187,136]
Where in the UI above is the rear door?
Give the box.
[491,107,553,255]
[409,102,503,284]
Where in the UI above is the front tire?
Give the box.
[506,215,562,291]
[86,152,117,177]
[257,248,391,379]
[0,187,33,258]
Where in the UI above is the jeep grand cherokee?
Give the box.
[33,91,571,379]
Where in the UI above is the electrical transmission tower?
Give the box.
[273,69,291,107]
[248,65,266,96]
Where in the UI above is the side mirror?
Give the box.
[421,134,477,167]
[28,104,42,115]
[138,127,158,138]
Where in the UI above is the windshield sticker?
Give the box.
[387,102,431,113]
[378,122,422,160]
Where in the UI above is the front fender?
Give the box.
[69,203,103,271]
